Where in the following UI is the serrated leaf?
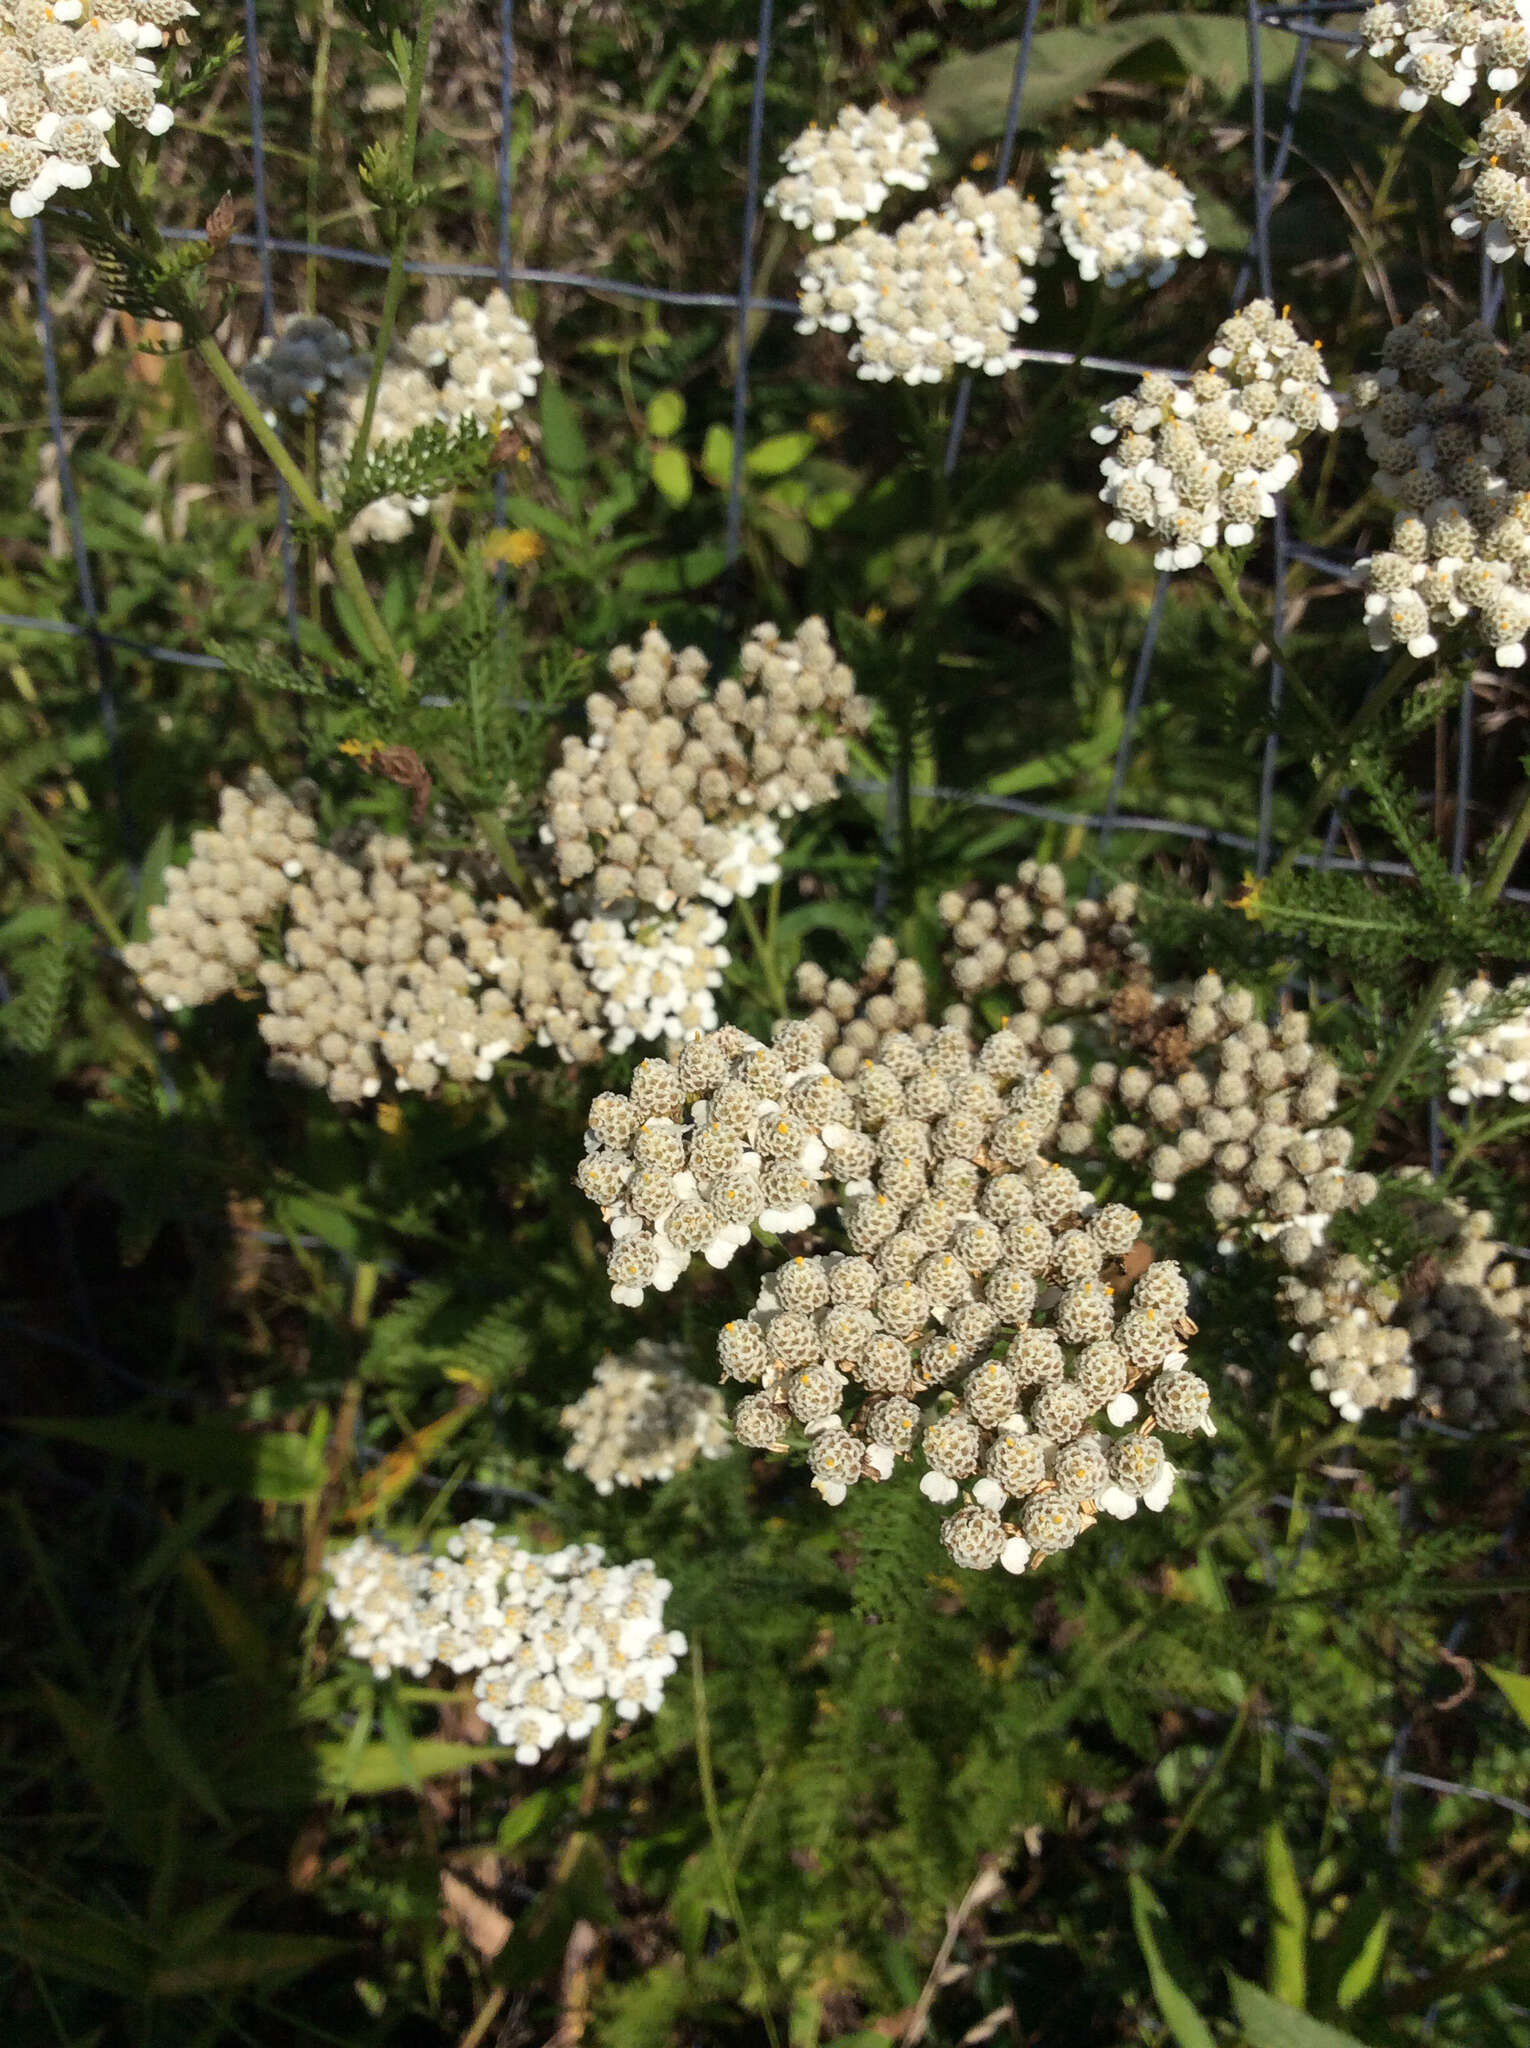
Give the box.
[645,389,685,439]
[1128,1873,1217,2048]
[650,443,693,508]
[17,1416,325,1502]
[1228,1975,1375,2048]
[745,431,815,477]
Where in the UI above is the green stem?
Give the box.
[1205,548,1336,742]
[691,1641,780,2048]
[1263,648,1420,891]
[344,0,442,493]
[193,333,330,525]
[1155,1689,1254,1869]
[735,893,786,1015]
[1350,773,1530,1151]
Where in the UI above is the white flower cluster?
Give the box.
[324,1524,686,1762]
[1048,139,1206,287]
[541,617,868,913]
[701,1027,1219,1574]
[560,1342,732,1493]
[941,860,1144,1009]
[795,933,956,1080]
[403,288,543,427]
[577,1022,851,1304]
[572,904,729,1054]
[1281,1193,1529,1427]
[243,316,365,424]
[765,102,937,240]
[1358,0,1530,110]
[1452,106,1530,264]
[1280,1253,1416,1422]
[796,183,1047,384]
[1352,306,1530,667]
[121,775,317,1010]
[1095,300,1336,569]
[321,291,541,545]
[0,0,186,221]
[1440,973,1530,1104]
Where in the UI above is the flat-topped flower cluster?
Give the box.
[0,0,189,220]
[325,1524,685,1762]
[124,620,864,1099]
[770,104,1205,386]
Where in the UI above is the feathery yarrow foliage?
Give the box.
[559,1342,732,1493]
[0,0,187,220]
[324,1524,685,1760]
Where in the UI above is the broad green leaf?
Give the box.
[137,1665,230,1828]
[618,545,728,598]
[924,18,1343,154]
[0,1912,153,1997]
[148,1932,351,1996]
[1229,1974,1375,2048]
[1484,1663,1530,1731]
[700,423,734,487]
[651,444,693,509]
[498,1786,553,1850]
[1263,1819,1309,2008]
[1128,1873,1217,2048]
[130,817,176,939]
[745,430,815,477]
[539,377,590,509]
[277,1189,361,1258]
[645,389,685,439]
[17,1415,325,1502]
[318,1736,510,1794]
[1325,1884,1394,2013]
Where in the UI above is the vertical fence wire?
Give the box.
[723,0,777,579]
[943,0,1044,478]
[243,0,301,645]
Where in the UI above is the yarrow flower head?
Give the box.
[1440,973,1530,1104]
[795,183,1047,384]
[765,102,937,240]
[560,1343,731,1493]
[698,1018,1219,1573]
[324,1526,686,1760]
[578,1019,854,1303]
[1451,106,1530,265]
[795,934,965,1079]
[539,617,868,914]
[123,776,608,1101]
[1047,138,1206,287]
[0,0,189,220]
[1094,299,1335,569]
[571,904,729,1053]
[321,291,541,543]
[1351,305,1530,668]
[1358,2,1530,110]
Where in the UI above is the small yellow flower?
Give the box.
[969,150,992,172]
[376,1101,403,1136]
[1229,870,1266,922]
[866,602,886,626]
[806,409,838,440]
[339,736,382,763]
[484,526,546,568]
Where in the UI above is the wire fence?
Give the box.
[8,0,1529,1955]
